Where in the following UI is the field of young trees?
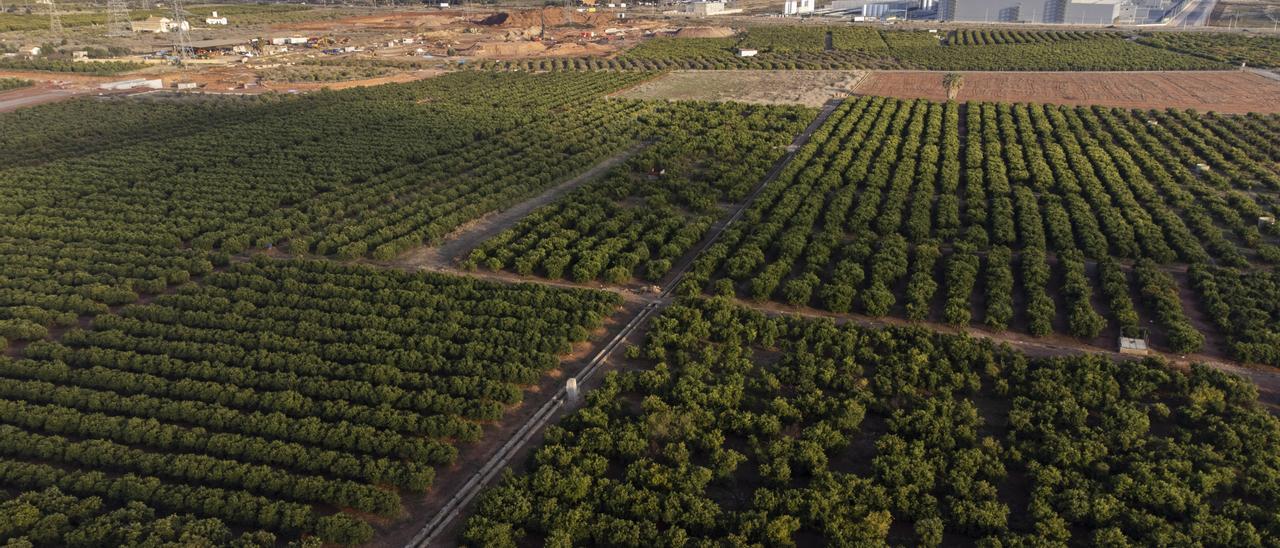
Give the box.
[256,64,398,83]
[0,58,143,75]
[0,78,31,92]
[1138,31,1280,68]
[0,257,620,545]
[1189,265,1280,365]
[675,96,1280,357]
[537,26,1227,72]
[464,297,1280,546]
[943,29,1114,46]
[463,100,813,284]
[478,32,1223,72]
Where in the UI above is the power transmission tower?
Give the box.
[40,0,62,34]
[170,0,192,62]
[106,0,131,36]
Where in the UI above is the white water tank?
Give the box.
[566,378,580,402]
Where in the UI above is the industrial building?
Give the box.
[819,0,1169,22]
[935,0,1153,23]
[98,78,164,91]
[1064,0,1133,24]
[131,15,190,33]
[823,0,931,19]
[131,16,172,33]
[941,0,1064,23]
[682,1,743,15]
[785,0,816,15]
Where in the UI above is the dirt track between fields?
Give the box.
[395,141,647,271]
[740,298,1280,411]
[0,85,82,113]
[854,70,1280,114]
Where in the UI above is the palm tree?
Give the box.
[942,72,964,101]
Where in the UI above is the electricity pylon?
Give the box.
[107,0,131,36]
[171,0,193,61]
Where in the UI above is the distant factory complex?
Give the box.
[803,0,1190,24]
[936,0,1183,24]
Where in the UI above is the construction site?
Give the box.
[4,1,1280,106]
[0,2,673,96]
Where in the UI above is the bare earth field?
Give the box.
[1209,0,1280,27]
[615,70,866,107]
[854,70,1280,114]
[0,86,82,113]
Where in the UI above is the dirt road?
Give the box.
[739,298,1280,410]
[0,86,82,113]
[396,141,648,271]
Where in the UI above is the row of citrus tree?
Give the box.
[463,297,1280,546]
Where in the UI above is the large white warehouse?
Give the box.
[937,0,1131,23]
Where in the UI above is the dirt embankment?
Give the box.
[474,7,614,29]
[274,10,462,31]
[853,70,1280,114]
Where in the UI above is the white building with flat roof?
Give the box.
[683,1,743,15]
[1063,0,1125,23]
[785,0,816,14]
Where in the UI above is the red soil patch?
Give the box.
[853,70,1280,114]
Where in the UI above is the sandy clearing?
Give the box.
[853,70,1280,114]
[615,69,865,107]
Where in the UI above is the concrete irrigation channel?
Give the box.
[404,98,844,548]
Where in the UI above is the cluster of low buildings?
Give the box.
[131,10,226,33]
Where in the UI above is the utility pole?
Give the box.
[106,0,131,36]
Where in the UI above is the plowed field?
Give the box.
[853,70,1280,114]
